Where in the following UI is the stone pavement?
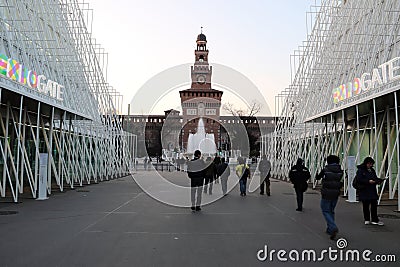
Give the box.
[0,169,399,267]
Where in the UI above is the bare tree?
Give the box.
[247,100,262,116]
[223,100,262,117]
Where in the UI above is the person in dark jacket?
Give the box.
[187,150,205,211]
[203,157,217,195]
[217,158,230,196]
[316,155,343,240]
[356,157,384,226]
[258,155,271,196]
[289,158,311,211]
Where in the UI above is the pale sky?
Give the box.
[85,0,316,115]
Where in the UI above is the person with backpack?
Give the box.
[289,158,311,212]
[217,158,230,196]
[316,155,343,240]
[355,157,384,226]
[187,150,206,211]
[258,155,271,196]
[236,157,250,196]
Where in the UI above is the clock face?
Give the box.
[197,75,206,84]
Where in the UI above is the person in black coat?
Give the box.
[289,158,311,212]
[356,157,384,226]
[187,150,206,211]
[258,155,272,196]
[217,158,230,196]
[203,157,217,195]
[316,155,343,240]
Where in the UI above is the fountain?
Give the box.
[187,118,216,155]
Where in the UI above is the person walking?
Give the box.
[258,155,271,196]
[356,157,384,226]
[179,157,185,172]
[213,156,221,184]
[203,157,216,195]
[184,157,190,172]
[143,157,148,171]
[187,150,206,211]
[316,155,343,240]
[217,158,230,196]
[289,158,311,212]
[236,157,250,196]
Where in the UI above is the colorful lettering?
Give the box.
[332,87,341,104]
[19,65,28,85]
[333,78,363,104]
[339,84,346,101]
[27,70,37,88]
[0,53,63,101]
[0,54,7,76]
[7,59,20,81]
[346,82,353,98]
[353,78,361,95]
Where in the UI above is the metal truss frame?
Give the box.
[0,0,136,202]
[264,0,400,209]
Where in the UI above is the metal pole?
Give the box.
[16,96,23,193]
[373,99,378,171]
[47,107,54,194]
[394,92,400,211]
[2,102,10,197]
[34,102,41,197]
[356,104,360,164]
[20,105,27,194]
[386,105,392,195]
[60,111,66,191]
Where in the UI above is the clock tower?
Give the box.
[179,30,223,152]
[191,30,212,89]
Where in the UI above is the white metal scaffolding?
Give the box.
[265,0,400,209]
[0,0,136,202]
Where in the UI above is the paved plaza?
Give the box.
[0,169,399,267]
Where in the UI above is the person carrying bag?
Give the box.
[236,157,250,196]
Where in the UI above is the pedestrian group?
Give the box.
[186,150,386,240]
[288,154,385,240]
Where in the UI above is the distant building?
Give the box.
[122,113,275,157]
[123,32,275,157]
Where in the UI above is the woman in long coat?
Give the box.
[356,157,384,226]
